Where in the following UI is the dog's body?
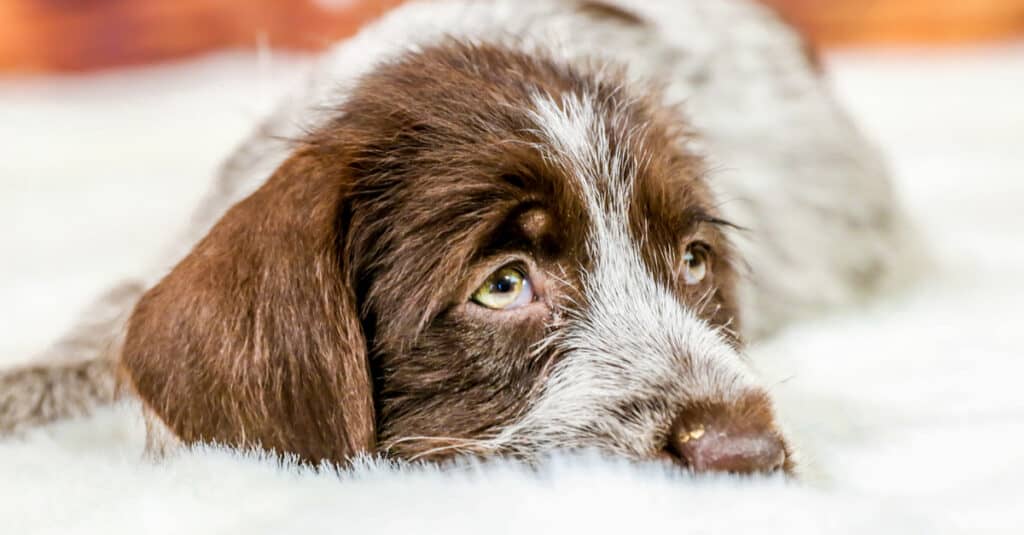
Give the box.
[0,0,911,473]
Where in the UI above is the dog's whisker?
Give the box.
[402,437,502,462]
[383,434,502,458]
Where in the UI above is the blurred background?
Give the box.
[1,0,1023,72]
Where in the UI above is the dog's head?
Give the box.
[122,41,791,474]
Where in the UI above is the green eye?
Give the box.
[471,266,533,309]
[682,242,711,285]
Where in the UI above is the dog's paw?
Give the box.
[0,358,115,435]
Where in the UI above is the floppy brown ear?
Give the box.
[120,148,375,464]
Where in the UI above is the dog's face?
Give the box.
[122,42,790,474]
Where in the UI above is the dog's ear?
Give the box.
[120,147,374,464]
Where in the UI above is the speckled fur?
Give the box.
[0,0,909,463]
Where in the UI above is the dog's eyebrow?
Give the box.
[517,207,552,242]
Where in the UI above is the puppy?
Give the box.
[0,0,910,474]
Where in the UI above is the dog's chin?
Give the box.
[404,445,794,481]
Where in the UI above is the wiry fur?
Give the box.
[0,0,907,474]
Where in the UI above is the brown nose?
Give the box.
[663,395,787,475]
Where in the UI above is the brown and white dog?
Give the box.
[0,0,910,475]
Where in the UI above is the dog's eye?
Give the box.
[472,266,533,310]
[682,242,711,285]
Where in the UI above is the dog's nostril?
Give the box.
[664,420,786,475]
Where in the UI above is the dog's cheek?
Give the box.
[375,313,549,460]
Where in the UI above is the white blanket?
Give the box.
[1,45,1022,534]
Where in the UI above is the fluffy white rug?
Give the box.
[2,44,1022,533]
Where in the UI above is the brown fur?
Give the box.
[123,152,374,463]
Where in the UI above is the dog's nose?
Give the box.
[665,420,785,474]
[662,396,787,475]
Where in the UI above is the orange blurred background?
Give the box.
[1,0,1023,73]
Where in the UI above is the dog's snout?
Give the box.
[662,393,787,475]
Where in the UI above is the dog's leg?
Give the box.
[0,281,144,434]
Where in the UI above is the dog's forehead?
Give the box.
[335,40,708,238]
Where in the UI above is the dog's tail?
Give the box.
[0,281,143,434]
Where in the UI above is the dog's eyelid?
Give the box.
[481,254,531,273]
[693,212,744,232]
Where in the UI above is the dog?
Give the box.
[0,0,911,474]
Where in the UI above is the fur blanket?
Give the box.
[2,45,1022,533]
